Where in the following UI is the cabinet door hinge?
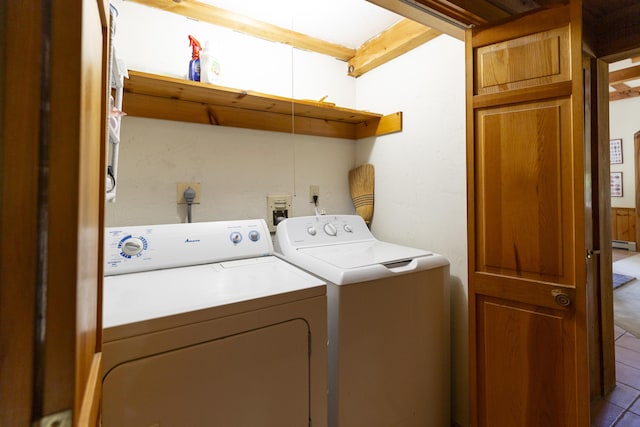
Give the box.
[586,249,601,259]
[33,409,72,427]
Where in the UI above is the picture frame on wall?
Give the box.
[611,171,623,197]
[610,138,623,164]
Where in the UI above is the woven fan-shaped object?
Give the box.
[349,164,374,224]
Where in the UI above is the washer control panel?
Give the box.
[104,219,272,276]
[275,215,374,249]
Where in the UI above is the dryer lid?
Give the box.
[102,256,326,339]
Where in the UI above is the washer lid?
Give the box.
[299,240,430,269]
[274,214,449,284]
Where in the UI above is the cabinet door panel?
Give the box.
[475,27,570,94]
[476,100,571,280]
[478,296,570,426]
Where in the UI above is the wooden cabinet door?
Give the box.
[467,3,591,426]
[612,208,636,244]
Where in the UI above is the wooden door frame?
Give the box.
[0,1,106,425]
[590,56,616,398]
[634,131,640,247]
[0,2,43,424]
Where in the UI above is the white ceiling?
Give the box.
[199,0,404,49]
[201,0,637,94]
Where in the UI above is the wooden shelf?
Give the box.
[122,71,402,140]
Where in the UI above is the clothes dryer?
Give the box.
[275,214,450,427]
[102,219,327,427]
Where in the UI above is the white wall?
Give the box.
[106,119,357,226]
[355,35,468,427]
[610,96,640,208]
[106,2,469,426]
[107,0,360,226]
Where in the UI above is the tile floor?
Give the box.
[591,326,640,426]
[591,250,640,426]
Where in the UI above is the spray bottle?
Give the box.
[201,40,222,84]
[187,35,202,82]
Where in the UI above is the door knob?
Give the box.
[552,289,571,307]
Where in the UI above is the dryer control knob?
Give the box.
[324,223,337,236]
[248,230,260,242]
[344,224,353,233]
[121,237,145,257]
[307,226,317,236]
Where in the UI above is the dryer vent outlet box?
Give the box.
[267,195,292,232]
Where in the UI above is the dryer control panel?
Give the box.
[104,219,273,275]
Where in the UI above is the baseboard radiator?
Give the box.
[613,240,637,251]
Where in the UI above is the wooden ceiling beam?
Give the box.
[410,0,510,26]
[127,0,356,61]
[609,85,640,102]
[609,64,640,85]
[409,0,483,26]
[609,65,640,102]
[366,0,465,40]
[348,19,441,77]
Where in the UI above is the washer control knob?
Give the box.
[344,224,353,233]
[324,223,338,236]
[248,230,260,242]
[121,237,144,257]
[307,227,317,236]
[230,232,242,244]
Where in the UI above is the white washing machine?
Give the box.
[275,214,450,427]
[102,219,327,427]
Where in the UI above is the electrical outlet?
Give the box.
[309,185,320,203]
[267,195,292,232]
[177,182,201,204]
